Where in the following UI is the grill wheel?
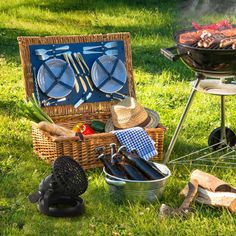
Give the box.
[208,127,236,151]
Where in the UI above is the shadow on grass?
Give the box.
[32,0,173,13]
[0,100,22,118]
[0,0,194,81]
[0,27,34,65]
[0,132,48,199]
[132,45,193,79]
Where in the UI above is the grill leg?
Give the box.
[163,76,202,164]
[220,95,226,143]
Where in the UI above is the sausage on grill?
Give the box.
[202,33,225,48]
[220,37,236,48]
[179,28,236,48]
[198,31,212,47]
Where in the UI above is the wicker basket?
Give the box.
[18,32,166,170]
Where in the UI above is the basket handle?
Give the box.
[52,132,84,142]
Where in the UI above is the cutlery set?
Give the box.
[83,42,118,56]
[63,52,94,108]
[73,53,93,91]
[63,53,80,93]
[83,42,117,51]
[35,45,70,56]
[35,42,118,61]
[105,93,128,101]
[42,97,67,106]
[33,41,127,107]
[33,67,41,103]
[83,50,118,56]
[66,53,87,93]
[35,45,71,61]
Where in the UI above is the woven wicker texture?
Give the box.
[18,33,166,170]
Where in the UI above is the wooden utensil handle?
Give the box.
[67,53,80,74]
[63,53,80,93]
[85,75,93,91]
[179,179,198,209]
[78,75,87,92]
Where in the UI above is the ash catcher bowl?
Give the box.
[28,156,88,217]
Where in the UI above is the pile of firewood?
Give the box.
[159,170,236,218]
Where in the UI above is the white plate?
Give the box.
[37,59,75,99]
[91,55,127,94]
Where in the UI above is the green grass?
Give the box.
[1,0,236,235]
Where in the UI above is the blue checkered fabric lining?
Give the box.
[112,127,157,160]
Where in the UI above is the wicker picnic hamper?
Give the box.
[18,32,166,170]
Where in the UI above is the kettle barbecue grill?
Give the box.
[161,28,236,77]
[161,26,236,164]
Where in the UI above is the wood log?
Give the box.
[180,185,236,213]
[190,169,236,193]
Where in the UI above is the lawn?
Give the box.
[1,0,236,235]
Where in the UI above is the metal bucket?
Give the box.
[104,162,171,203]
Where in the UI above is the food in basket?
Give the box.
[72,123,95,135]
[38,121,75,137]
[18,33,165,168]
[91,120,105,133]
[18,94,54,123]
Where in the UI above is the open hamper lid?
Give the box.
[17,33,136,120]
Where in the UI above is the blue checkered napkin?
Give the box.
[112,127,157,160]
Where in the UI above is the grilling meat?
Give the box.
[196,30,225,48]
[197,31,212,47]
[221,28,236,37]
[202,33,225,48]
[179,31,202,45]
[197,40,203,47]
[179,28,236,47]
[220,36,236,48]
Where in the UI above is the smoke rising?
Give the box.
[179,0,236,26]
